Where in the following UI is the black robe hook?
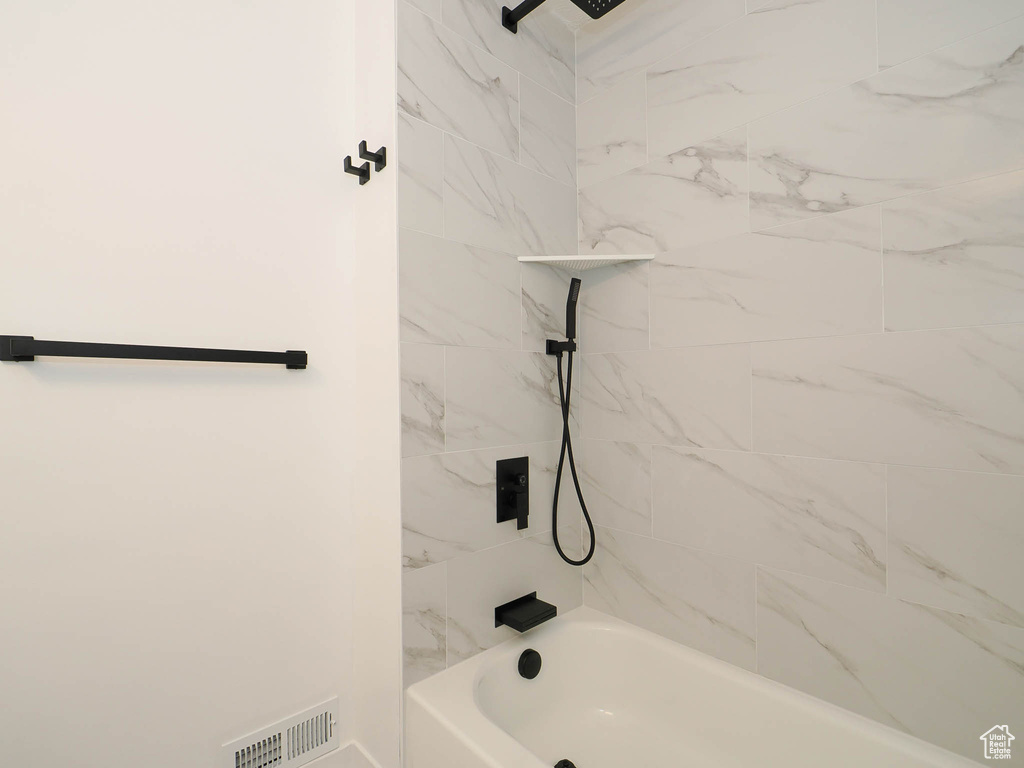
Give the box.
[358,141,387,172]
[344,155,370,185]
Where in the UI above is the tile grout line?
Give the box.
[579,320,1024,353]
[440,120,446,239]
[517,71,522,164]
[883,464,889,597]
[878,203,886,333]
[874,0,880,74]
[569,438,1024,480]
[748,343,754,453]
[442,345,448,453]
[574,23,586,600]
[754,565,759,675]
[648,443,655,539]
[443,560,450,670]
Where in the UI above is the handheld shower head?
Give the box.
[549,276,597,567]
[565,278,581,341]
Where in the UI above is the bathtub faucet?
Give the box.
[494,592,557,632]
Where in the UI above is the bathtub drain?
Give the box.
[554,761,577,768]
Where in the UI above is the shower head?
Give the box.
[565,278,581,342]
[544,277,582,357]
[502,0,629,33]
[567,0,630,19]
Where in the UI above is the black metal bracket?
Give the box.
[501,0,546,33]
[1,335,35,362]
[0,336,307,369]
[344,155,370,185]
[545,339,577,357]
[359,141,387,172]
[496,456,529,530]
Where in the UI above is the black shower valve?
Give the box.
[496,456,529,530]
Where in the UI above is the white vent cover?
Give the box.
[224,697,340,768]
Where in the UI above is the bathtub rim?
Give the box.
[404,606,977,768]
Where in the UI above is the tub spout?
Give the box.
[494,592,557,632]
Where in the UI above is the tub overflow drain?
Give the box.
[519,649,542,679]
[554,761,577,768]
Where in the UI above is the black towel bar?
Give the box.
[0,336,307,369]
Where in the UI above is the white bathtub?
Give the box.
[405,607,976,768]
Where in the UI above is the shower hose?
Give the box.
[552,348,596,566]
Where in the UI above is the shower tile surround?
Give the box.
[397,0,583,691]
[574,1,1024,763]
[399,0,1024,763]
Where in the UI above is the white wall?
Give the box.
[0,2,400,765]
[350,1,403,764]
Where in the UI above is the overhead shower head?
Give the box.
[567,0,630,19]
[502,0,629,33]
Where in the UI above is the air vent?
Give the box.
[287,710,333,761]
[224,698,339,768]
[235,735,282,768]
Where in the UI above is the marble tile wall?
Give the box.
[575,1,1024,761]
[398,0,1024,756]
[396,0,583,689]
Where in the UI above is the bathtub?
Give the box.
[405,607,975,768]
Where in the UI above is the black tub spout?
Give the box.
[494,592,557,632]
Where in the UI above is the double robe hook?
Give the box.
[345,140,387,186]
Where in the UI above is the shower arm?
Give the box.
[501,0,547,33]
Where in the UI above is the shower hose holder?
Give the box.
[545,339,576,357]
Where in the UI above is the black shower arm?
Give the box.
[501,0,546,33]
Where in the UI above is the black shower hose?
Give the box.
[552,349,596,566]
